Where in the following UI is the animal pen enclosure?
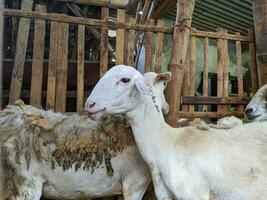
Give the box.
[1,3,259,121]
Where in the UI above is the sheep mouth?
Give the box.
[246,114,261,121]
[87,108,106,115]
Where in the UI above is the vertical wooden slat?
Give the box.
[189,32,196,113]
[154,19,165,73]
[127,17,136,67]
[100,7,109,77]
[55,23,69,112]
[46,21,59,110]
[30,4,46,107]
[76,25,85,112]
[217,28,224,112]
[9,0,34,104]
[235,32,244,112]
[145,19,154,72]
[182,46,190,112]
[248,28,258,91]
[222,30,229,112]
[116,9,125,65]
[202,37,209,112]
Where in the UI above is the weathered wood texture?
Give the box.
[153,0,176,20]
[30,4,46,107]
[100,7,109,77]
[46,22,59,110]
[116,9,125,65]
[181,96,250,105]
[189,31,196,113]
[252,0,267,86]
[55,23,69,112]
[126,17,136,66]
[9,0,34,104]
[178,111,244,119]
[154,20,165,73]
[0,1,3,110]
[3,9,173,33]
[202,37,209,112]
[76,25,85,112]
[145,19,154,72]
[222,29,229,112]
[165,0,196,127]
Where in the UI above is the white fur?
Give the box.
[85,65,267,200]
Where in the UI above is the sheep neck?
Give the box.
[126,95,172,163]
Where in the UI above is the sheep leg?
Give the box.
[150,166,173,200]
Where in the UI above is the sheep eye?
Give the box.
[120,78,130,83]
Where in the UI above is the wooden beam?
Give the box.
[127,17,136,66]
[3,9,173,34]
[30,4,46,108]
[9,0,34,104]
[100,7,109,77]
[139,0,152,24]
[217,28,224,112]
[46,22,59,110]
[181,96,250,105]
[154,20,165,73]
[145,19,154,72]
[222,29,229,112]
[116,9,126,65]
[76,25,85,112]
[153,0,176,20]
[202,37,209,112]
[165,0,196,127]
[55,22,69,112]
[177,111,244,119]
[0,0,3,110]
[189,29,196,113]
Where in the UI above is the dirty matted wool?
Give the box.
[0,100,135,176]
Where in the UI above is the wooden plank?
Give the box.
[30,4,46,107]
[182,47,190,112]
[55,22,69,112]
[3,9,174,34]
[190,29,252,42]
[9,0,34,104]
[139,0,152,24]
[0,1,3,110]
[153,0,176,20]
[100,7,109,77]
[248,28,259,91]
[202,37,209,112]
[154,20,165,73]
[181,96,250,105]
[216,28,224,112]
[76,25,85,112]
[127,17,136,66]
[145,19,154,72]
[177,111,244,119]
[46,21,59,110]
[189,32,196,113]
[235,32,244,112]
[116,9,125,65]
[222,29,229,112]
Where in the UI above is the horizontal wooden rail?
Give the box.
[178,111,244,119]
[3,9,173,33]
[181,96,251,105]
[190,29,252,42]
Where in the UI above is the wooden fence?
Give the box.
[179,28,258,119]
[3,6,169,112]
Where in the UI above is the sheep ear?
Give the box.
[154,72,172,84]
[134,76,152,96]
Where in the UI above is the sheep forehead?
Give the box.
[106,65,142,80]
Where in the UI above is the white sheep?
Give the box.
[85,65,267,200]
[245,84,267,121]
[0,72,170,200]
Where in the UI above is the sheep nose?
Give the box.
[84,100,96,111]
[245,108,254,115]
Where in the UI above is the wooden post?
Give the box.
[189,29,196,113]
[248,28,259,92]
[216,28,224,112]
[145,19,154,72]
[251,0,267,86]
[182,46,190,112]
[100,7,109,77]
[202,37,209,112]
[55,23,69,112]
[30,4,46,107]
[76,25,85,112]
[154,20,165,73]
[46,22,59,110]
[116,9,125,65]
[235,32,244,112]
[9,0,34,104]
[222,29,229,112]
[165,0,196,127]
[0,1,3,110]
[127,17,136,66]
